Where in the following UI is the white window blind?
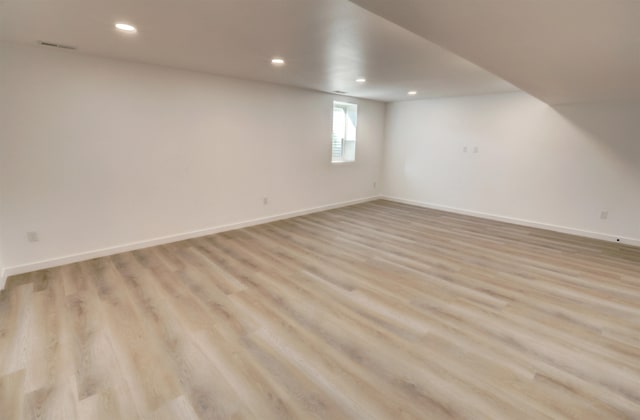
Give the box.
[332,101,357,163]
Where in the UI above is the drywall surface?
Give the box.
[0,226,4,287]
[0,44,384,271]
[0,51,6,285]
[382,92,640,243]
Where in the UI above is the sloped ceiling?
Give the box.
[0,0,516,102]
[350,0,640,104]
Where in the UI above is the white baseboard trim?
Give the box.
[1,195,380,290]
[382,195,640,248]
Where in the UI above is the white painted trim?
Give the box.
[382,195,640,248]
[1,196,380,289]
[0,267,6,292]
[5,193,634,291]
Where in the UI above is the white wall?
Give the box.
[0,50,6,283]
[0,220,4,284]
[382,92,640,244]
[0,44,384,273]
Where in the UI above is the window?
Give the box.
[332,101,357,163]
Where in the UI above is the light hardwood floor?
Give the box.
[1,200,640,419]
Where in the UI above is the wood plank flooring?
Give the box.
[1,199,640,419]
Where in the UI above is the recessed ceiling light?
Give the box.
[271,58,285,65]
[115,23,137,33]
[356,78,366,83]
[408,91,418,96]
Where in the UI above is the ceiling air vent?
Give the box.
[333,90,348,95]
[38,41,77,50]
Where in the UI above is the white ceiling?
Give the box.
[351,0,640,105]
[0,0,517,102]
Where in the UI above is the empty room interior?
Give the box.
[1,0,640,418]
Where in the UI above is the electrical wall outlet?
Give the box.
[27,231,39,242]
[263,197,269,205]
[373,181,377,189]
[600,210,608,220]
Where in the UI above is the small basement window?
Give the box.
[332,101,357,163]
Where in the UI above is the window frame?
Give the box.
[331,101,358,164]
